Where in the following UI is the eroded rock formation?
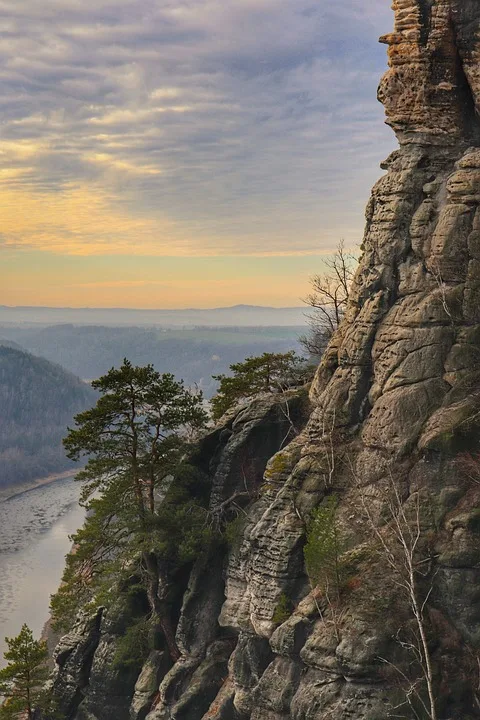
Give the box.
[49,2,480,718]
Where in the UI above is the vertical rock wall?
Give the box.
[206,2,480,717]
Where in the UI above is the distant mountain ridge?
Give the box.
[0,345,96,488]
[0,304,308,327]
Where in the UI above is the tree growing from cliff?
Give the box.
[63,359,207,515]
[379,489,437,720]
[211,350,312,420]
[304,495,346,639]
[356,475,438,720]
[304,495,344,601]
[0,624,49,720]
[299,240,356,358]
[53,360,209,661]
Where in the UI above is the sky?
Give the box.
[0,0,395,309]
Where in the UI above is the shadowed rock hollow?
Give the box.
[48,2,480,719]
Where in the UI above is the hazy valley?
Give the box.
[0,323,303,399]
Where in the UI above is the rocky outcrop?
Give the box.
[47,390,310,720]
[48,608,104,719]
[141,389,310,720]
[49,595,152,720]
[50,2,480,718]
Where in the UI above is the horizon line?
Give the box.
[0,303,307,312]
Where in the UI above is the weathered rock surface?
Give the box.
[49,594,152,720]
[48,608,104,719]
[48,390,310,720]
[50,2,480,718]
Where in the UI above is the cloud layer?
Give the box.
[0,0,395,258]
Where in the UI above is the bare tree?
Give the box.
[300,240,356,358]
[354,473,437,720]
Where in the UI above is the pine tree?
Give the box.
[0,624,48,720]
[52,360,209,661]
[211,351,311,420]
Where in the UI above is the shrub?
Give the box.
[224,515,246,548]
[272,593,294,625]
[304,495,344,600]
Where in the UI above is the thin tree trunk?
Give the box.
[135,480,146,523]
[143,552,181,662]
[129,388,146,524]
[157,612,181,663]
[408,561,437,720]
[148,467,155,515]
[26,669,33,720]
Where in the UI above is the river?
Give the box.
[0,476,85,664]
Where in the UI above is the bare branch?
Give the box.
[349,461,438,720]
[300,240,356,357]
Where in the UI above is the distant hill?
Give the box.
[0,304,308,327]
[0,337,24,351]
[0,346,96,488]
[0,325,303,398]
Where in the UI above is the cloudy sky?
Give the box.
[1,0,395,308]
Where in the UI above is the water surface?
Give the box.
[0,477,84,664]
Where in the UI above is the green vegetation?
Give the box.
[265,453,289,477]
[272,593,294,625]
[223,514,246,548]
[262,452,290,491]
[51,360,209,662]
[112,615,153,669]
[211,350,312,420]
[0,624,50,720]
[0,345,96,487]
[304,495,344,601]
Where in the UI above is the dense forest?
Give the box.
[0,325,302,397]
[0,345,96,488]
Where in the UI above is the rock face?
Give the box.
[48,390,310,720]
[50,3,480,719]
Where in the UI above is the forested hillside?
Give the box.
[0,346,96,487]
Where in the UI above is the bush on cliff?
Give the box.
[304,495,345,602]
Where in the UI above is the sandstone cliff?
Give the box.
[48,2,480,718]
